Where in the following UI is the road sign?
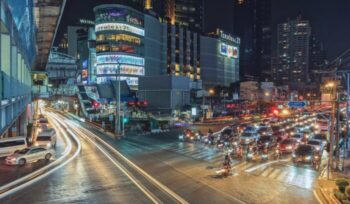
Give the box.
[288,101,307,108]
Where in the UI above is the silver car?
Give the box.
[5,147,55,166]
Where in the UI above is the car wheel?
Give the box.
[45,153,52,161]
[19,159,26,166]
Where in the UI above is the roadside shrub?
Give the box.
[335,191,347,202]
[345,186,350,199]
[336,179,350,193]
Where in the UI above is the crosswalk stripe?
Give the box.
[268,169,281,179]
[261,167,274,177]
[276,171,289,181]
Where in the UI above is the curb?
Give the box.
[318,187,341,204]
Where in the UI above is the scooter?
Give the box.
[216,165,231,177]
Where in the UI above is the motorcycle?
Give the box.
[216,164,231,177]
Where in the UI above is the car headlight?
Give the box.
[204,138,208,142]
[286,146,292,150]
[305,156,311,160]
[314,155,319,159]
[292,153,296,158]
[247,153,253,157]
[47,143,52,148]
[190,137,194,140]
[316,147,320,151]
[265,142,269,146]
[34,143,39,146]
[179,135,184,139]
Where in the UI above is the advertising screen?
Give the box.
[95,7,144,26]
[95,23,145,36]
[97,76,139,86]
[96,64,144,76]
[220,43,239,59]
[97,54,144,66]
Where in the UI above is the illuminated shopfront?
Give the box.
[94,4,145,90]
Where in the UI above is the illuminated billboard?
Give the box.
[97,76,139,86]
[95,6,144,26]
[96,64,145,76]
[220,43,239,59]
[95,23,145,36]
[96,54,144,66]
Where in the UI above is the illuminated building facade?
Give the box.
[94,4,145,90]
[201,29,240,89]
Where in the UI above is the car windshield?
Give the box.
[241,133,253,137]
[296,145,313,154]
[271,126,280,131]
[37,136,52,141]
[308,140,320,145]
[245,126,255,131]
[258,127,269,132]
[281,139,294,144]
[259,136,271,141]
[313,134,326,140]
[292,134,302,138]
[17,148,30,154]
[223,129,232,134]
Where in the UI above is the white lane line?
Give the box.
[70,123,189,204]
[0,112,81,199]
[313,190,324,204]
[245,159,289,173]
[261,167,274,177]
[276,171,289,181]
[67,123,161,204]
[267,169,280,179]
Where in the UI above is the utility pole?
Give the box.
[328,83,336,179]
[115,59,122,137]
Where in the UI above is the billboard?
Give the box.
[220,43,239,59]
[96,54,144,66]
[96,64,144,76]
[95,6,144,26]
[95,23,145,36]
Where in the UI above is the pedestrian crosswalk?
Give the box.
[159,142,317,189]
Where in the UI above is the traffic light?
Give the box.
[340,94,347,102]
[123,117,129,124]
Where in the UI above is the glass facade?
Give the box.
[0,0,34,135]
[94,5,145,90]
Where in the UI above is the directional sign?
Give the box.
[288,101,307,108]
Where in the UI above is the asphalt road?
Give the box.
[0,111,320,204]
[0,112,160,204]
[0,117,66,187]
[65,113,319,204]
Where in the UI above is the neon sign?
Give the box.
[95,23,144,36]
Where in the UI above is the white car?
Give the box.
[35,128,57,148]
[5,147,55,166]
[0,137,28,157]
[240,132,259,144]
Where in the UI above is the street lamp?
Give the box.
[114,58,122,137]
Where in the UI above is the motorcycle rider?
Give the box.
[223,154,232,175]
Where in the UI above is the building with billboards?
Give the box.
[94,4,146,90]
[200,29,240,89]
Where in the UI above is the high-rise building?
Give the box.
[165,0,203,32]
[309,35,327,83]
[276,16,311,87]
[233,0,272,80]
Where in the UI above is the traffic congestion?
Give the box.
[179,111,332,177]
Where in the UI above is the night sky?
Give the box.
[57,0,350,59]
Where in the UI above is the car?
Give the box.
[292,144,320,164]
[290,133,307,144]
[35,128,57,148]
[240,132,259,145]
[279,138,298,153]
[307,139,324,152]
[257,135,277,149]
[312,134,328,145]
[243,126,258,134]
[258,127,273,136]
[179,129,197,142]
[0,137,28,157]
[5,147,55,166]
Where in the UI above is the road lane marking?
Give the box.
[267,169,280,179]
[244,159,289,173]
[313,190,324,204]
[66,118,188,204]
[261,167,274,177]
[276,171,288,181]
